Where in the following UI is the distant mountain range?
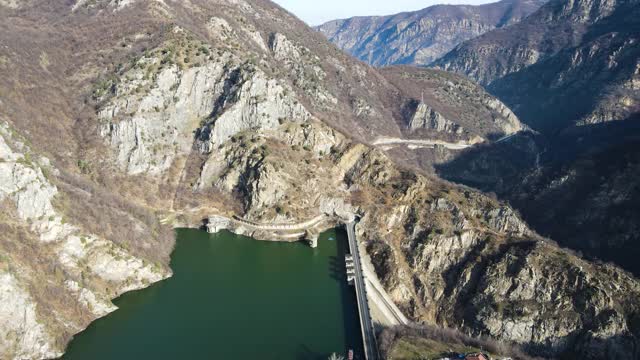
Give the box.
[316,0,546,66]
[435,0,640,134]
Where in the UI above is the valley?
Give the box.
[0,0,638,359]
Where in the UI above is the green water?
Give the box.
[62,228,364,360]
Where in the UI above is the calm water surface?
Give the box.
[63,228,364,360]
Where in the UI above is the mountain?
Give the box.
[0,1,639,359]
[316,0,546,67]
[430,0,640,279]
[438,119,640,275]
[375,66,524,171]
[435,0,640,134]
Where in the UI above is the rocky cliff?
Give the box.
[0,122,171,359]
[351,149,640,359]
[380,66,523,141]
[316,0,545,67]
[0,0,638,359]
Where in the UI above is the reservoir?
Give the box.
[62,228,364,360]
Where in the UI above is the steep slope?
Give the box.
[438,119,640,277]
[316,0,546,67]
[380,66,522,141]
[376,66,524,171]
[432,0,640,279]
[435,0,640,133]
[0,1,639,359]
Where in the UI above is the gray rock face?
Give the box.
[410,103,463,134]
[99,31,312,175]
[199,69,311,149]
[469,243,640,359]
[269,33,338,107]
[380,66,523,145]
[0,273,59,360]
[98,51,234,175]
[316,0,546,67]
[349,154,640,359]
[359,188,640,359]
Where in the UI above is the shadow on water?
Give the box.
[332,228,366,360]
[295,344,332,360]
[328,255,344,282]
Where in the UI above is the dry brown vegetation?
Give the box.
[0,206,94,351]
[54,170,175,266]
[0,1,638,359]
[381,66,515,141]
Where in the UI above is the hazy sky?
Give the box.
[272,0,494,25]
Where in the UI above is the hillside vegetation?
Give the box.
[0,1,638,359]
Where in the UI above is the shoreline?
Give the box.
[60,218,408,359]
[60,226,362,359]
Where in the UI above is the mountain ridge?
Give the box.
[316,0,546,67]
[434,0,639,134]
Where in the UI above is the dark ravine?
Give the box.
[438,120,640,277]
[0,0,639,360]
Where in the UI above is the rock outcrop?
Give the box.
[0,273,59,360]
[0,123,170,359]
[409,103,463,134]
[358,188,640,359]
[380,66,523,143]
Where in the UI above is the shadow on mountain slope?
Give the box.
[437,118,640,276]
